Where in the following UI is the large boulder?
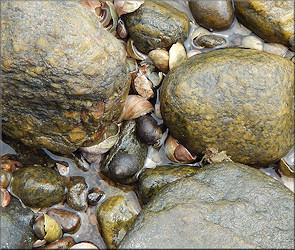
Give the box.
[234,0,295,49]
[1,1,130,153]
[160,48,294,166]
[119,162,294,249]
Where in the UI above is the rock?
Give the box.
[42,237,76,249]
[234,0,294,49]
[195,35,227,48]
[101,120,149,184]
[160,48,294,166]
[1,1,130,154]
[121,1,190,54]
[66,177,88,211]
[97,195,140,249]
[119,162,294,249]
[138,165,199,204]
[189,0,234,31]
[1,196,37,249]
[46,208,81,233]
[10,165,66,208]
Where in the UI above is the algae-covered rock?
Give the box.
[160,48,294,166]
[138,165,199,204]
[234,0,295,49]
[1,196,37,249]
[10,165,66,208]
[1,1,130,154]
[189,0,234,31]
[119,162,294,249]
[121,1,190,54]
[97,195,140,249]
[101,120,149,184]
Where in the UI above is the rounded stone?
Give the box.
[234,0,294,48]
[119,163,294,249]
[10,165,66,208]
[1,1,130,153]
[160,48,294,166]
[189,0,234,31]
[121,1,190,54]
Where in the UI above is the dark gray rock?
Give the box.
[1,196,37,249]
[119,162,294,249]
[101,120,149,184]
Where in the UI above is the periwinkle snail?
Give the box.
[136,114,162,145]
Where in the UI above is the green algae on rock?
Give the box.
[119,162,294,249]
[97,195,140,249]
[10,165,66,208]
[1,1,130,154]
[160,48,294,166]
[138,165,199,204]
[234,0,295,49]
[121,1,190,54]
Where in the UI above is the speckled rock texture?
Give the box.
[10,165,66,208]
[121,1,190,54]
[1,1,130,153]
[1,197,37,249]
[234,0,294,49]
[160,48,294,166]
[97,195,140,249]
[189,0,234,31]
[119,163,294,249]
[138,165,199,204]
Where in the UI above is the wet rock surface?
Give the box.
[10,165,66,208]
[119,163,294,249]
[160,48,294,166]
[189,0,234,31]
[138,165,199,204]
[101,120,149,184]
[97,195,140,249]
[1,1,130,154]
[121,1,190,54]
[234,0,294,49]
[1,196,36,249]
[66,177,88,211]
[195,34,227,48]
[46,208,81,233]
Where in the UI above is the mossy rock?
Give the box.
[121,1,190,54]
[1,1,130,154]
[119,162,294,249]
[10,165,66,208]
[234,0,294,49]
[138,165,199,204]
[97,195,139,249]
[160,48,294,166]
